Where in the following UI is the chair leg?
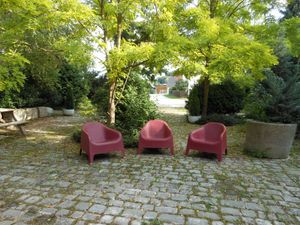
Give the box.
[170,146,174,156]
[79,148,82,155]
[121,148,125,157]
[88,154,94,165]
[138,145,143,155]
[184,146,190,156]
[17,125,25,136]
[225,148,228,155]
[217,153,222,162]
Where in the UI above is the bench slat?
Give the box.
[0,121,28,128]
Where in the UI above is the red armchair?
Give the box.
[80,122,125,164]
[138,120,174,155]
[185,122,227,161]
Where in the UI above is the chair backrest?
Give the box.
[144,120,170,138]
[82,122,106,142]
[204,122,226,141]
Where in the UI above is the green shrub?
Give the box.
[64,87,74,109]
[202,80,246,114]
[186,86,201,116]
[186,80,246,116]
[244,70,300,124]
[172,79,188,91]
[198,114,245,126]
[94,73,159,147]
[78,96,98,118]
[72,128,81,143]
[116,74,159,147]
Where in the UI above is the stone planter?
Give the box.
[63,109,75,116]
[188,115,201,123]
[244,120,297,159]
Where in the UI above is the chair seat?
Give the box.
[138,120,174,155]
[185,122,227,161]
[80,122,125,164]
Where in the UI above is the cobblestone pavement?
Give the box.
[0,111,299,225]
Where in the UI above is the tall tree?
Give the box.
[86,0,156,124]
[170,0,278,117]
[0,0,93,93]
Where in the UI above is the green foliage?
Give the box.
[72,128,81,143]
[187,80,246,116]
[0,62,90,108]
[141,220,163,225]
[157,76,167,84]
[0,0,93,94]
[244,149,268,158]
[200,80,246,115]
[78,97,98,119]
[172,80,188,91]
[244,70,300,124]
[186,86,201,116]
[64,87,75,110]
[92,72,158,146]
[115,74,159,147]
[198,114,245,126]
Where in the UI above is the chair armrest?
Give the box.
[80,130,90,153]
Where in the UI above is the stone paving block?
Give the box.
[221,207,241,216]
[54,217,74,225]
[56,209,70,216]
[158,214,185,224]
[75,202,90,211]
[211,222,224,225]
[24,196,41,204]
[0,221,14,225]
[143,211,158,220]
[82,212,100,220]
[105,206,123,215]
[2,209,23,219]
[131,220,142,225]
[114,216,131,225]
[124,202,141,209]
[122,209,143,219]
[187,218,209,225]
[40,207,57,215]
[59,200,76,209]
[179,208,195,216]
[71,211,84,219]
[156,206,177,214]
[197,211,220,220]
[255,218,273,225]
[100,215,114,223]
[89,204,106,213]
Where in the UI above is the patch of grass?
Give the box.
[244,148,268,158]
[29,214,56,225]
[142,219,163,225]
[214,173,257,200]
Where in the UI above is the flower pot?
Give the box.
[244,120,297,159]
[188,115,201,123]
[63,108,75,116]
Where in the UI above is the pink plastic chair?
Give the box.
[185,122,227,161]
[80,122,125,164]
[138,120,174,155]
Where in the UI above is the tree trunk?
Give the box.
[107,3,122,125]
[108,79,116,125]
[201,76,210,118]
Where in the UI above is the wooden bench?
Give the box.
[0,109,28,136]
[0,120,28,136]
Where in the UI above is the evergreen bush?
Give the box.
[244,70,300,124]
[186,86,201,116]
